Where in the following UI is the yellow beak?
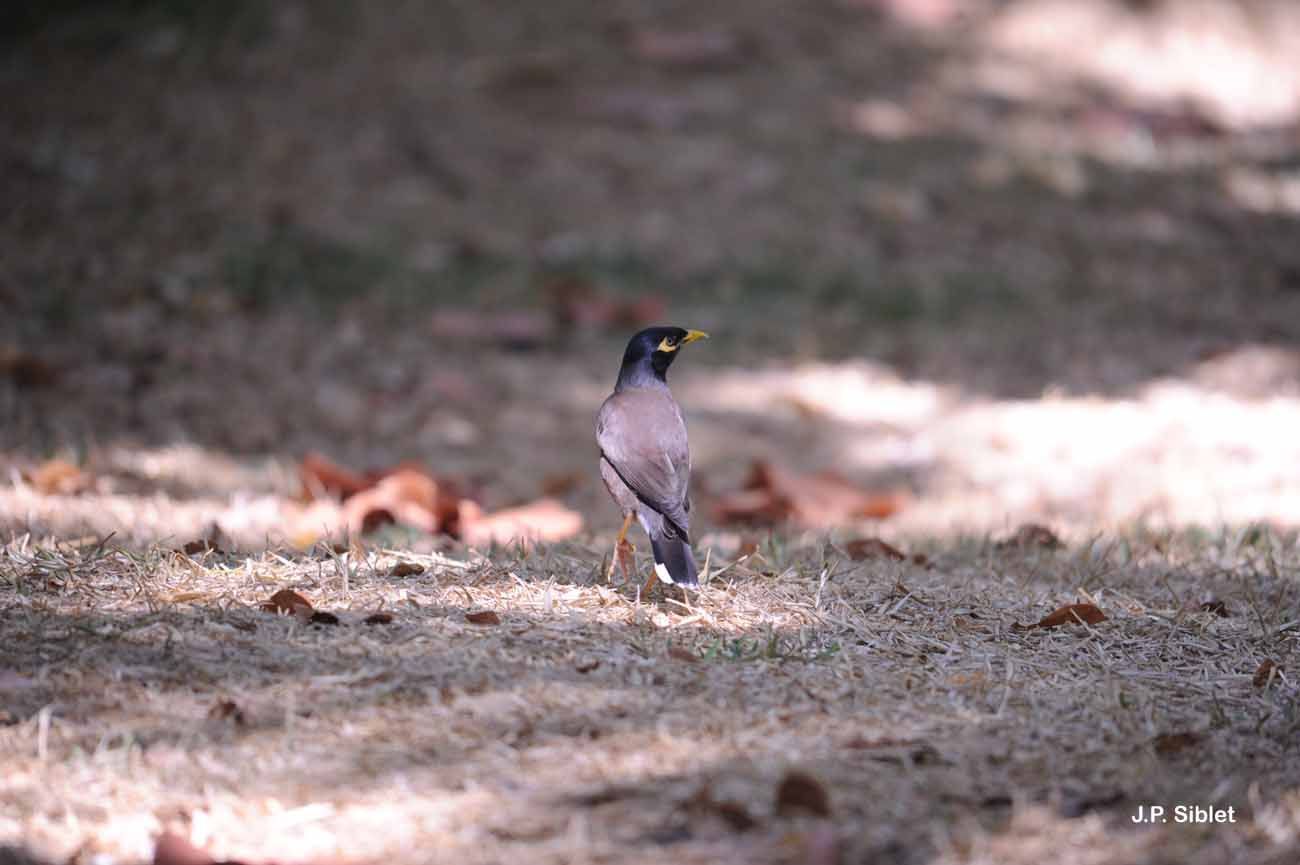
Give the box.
[681,329,709,344]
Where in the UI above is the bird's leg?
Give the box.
[606,511,635,583]
[641,568,658,597]
[616,537,636,583]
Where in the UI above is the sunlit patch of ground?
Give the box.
[2,531,1298,865]
[11,338,1300,550]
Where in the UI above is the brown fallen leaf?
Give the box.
[687,785,757,832]
[480,49,570,92]
[309,611,340,626]
[207,699,246,726]
[153,833,214,865]
[182,524,227,557]
[713,487,792,526]
[1254,659,1281,688]
[737,536,761,558]
[713,460,903,529]
[301,456,466,532]
[342,466,443,535]
[0,345,59,388]
[460,497,583,546]
[182,539,221,556]
[299,451,371,501]
[775,770,831,818]
[363,612,394,625]
[545,276,666,331]
[996,523,1064,550]
[1200,599,1230,617]
[1152,731,1202,755]
[260,589,313,618]
[841,736,939,768]
[1018,602,1106,630]
[575,658,601,673]
[26,459,93,495]
[844,538,905,561]
[386,562,425,578]
[466,610,501,626]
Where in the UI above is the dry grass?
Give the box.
[2,528,1299,864]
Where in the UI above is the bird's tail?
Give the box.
[649,534,699,588]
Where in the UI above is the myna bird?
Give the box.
[597,326,708,592]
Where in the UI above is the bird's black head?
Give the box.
[616,326,709,390]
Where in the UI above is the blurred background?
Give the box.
[4,0,1300,550]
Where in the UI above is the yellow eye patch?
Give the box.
[657,337,679,352]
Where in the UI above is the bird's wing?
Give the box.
[597,390,691,538]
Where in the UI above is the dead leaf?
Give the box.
[737,536,760,558]
[461,497,583,546]
[713,460,902,529]
[299,452,370,501]
[309,611,340,626]
[1254,659,1280,688]
[847,736,942,766]
[713,487,791,526]
[1200,599,1230,617]
[466,610,501,626]
[343,467,443,535]
[294,455,471,540]
[667,645,698,663]
[153,833,214,865]
[207,699,245,726]
[363,612,394,625]
[260,589,313,618]
[775,770,831,817]
[545,276,666,332]
[1018,603,1106,630]
[911,553,930,567]
[480,52,570,94]
[0,345,58,388]
[575,658,601,673]
[182,524,227,556]
[996,523,1064,550]
[26,459,92,495]
[1152,731,1202,755]
[844,538,905,561]
[386,562,425,577]
[687,786,757,832]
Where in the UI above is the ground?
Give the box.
[3,1,1300,863]
[2,532,1299,864]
